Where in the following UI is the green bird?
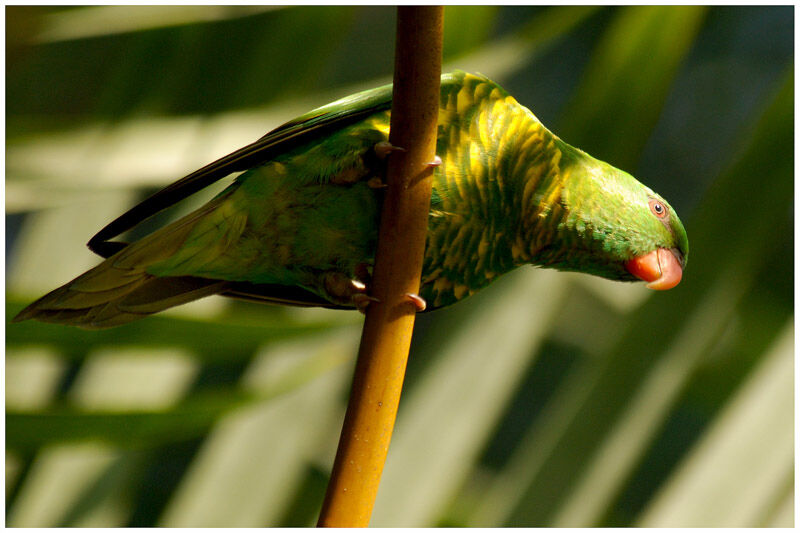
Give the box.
[14,71,688,329]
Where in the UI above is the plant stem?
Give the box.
[316,5,444,528]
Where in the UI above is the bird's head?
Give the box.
[538,151,689,290]
[620,189,689,291]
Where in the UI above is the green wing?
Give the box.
[88,81,396,258]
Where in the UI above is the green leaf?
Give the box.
[7,296,357,362]
[6,336,351,450]
[559,6,708,170]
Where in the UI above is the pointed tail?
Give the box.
[13,198,231,329]
[12,267,228,329]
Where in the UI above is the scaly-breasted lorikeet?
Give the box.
[15,71,688,329]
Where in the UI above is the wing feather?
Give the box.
[88,83,394,257]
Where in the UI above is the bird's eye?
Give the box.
[649,199,668,219]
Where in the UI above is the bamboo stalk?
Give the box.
[316,6,444,528]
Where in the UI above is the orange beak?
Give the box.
[624,248,683,290]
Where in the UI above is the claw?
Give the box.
[427,155,442,168]
[405,293,427,312]
[367,177,388,189]
[321,271,378,313]
[353,293,380,314]
[374,141,406,159]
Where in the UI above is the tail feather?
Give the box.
[114,276,227,314]
[13,270,228,329]
[13,197,231,329]
[45,278,144,309]
[68,264,145,292]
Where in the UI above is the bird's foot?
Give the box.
[353,292,381,314]
[374,141,406,159]
[427,155,443,168]
[321,271,378,314]
[367,177,388,189]
[405,292,427,312]
[368,142,407,189]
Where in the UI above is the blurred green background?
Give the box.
[5,5,793,527]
